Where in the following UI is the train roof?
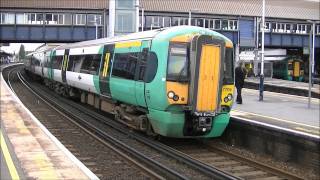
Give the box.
[55,28,164,50]
[54,26,232,51]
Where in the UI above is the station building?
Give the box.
[0,0,319,78]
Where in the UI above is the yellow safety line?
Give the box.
[231,110,320,129]
[0,130,20,180]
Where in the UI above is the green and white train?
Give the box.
[24,26,235,138]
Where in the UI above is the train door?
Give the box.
[99,44,115,96]
[61,49,70,83]
[47,51,54,80]
[293,61,300,79]
[287,61,293,80]
[191,35,224,114]
[41,55,44,77]
[31,55,35,73]
[134,41,150,107]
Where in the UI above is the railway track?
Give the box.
[3,65,160,179]
[163,138,304,180]
[4,65,239,179]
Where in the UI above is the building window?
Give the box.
[44,13,71,25]
[273,23,291,33]
[116,12,134,33]
[214,19,221,30]
[45,14,54,24]
[151,16,161,29]
[195,18,204,27]
[16,13,27,24]
[172,17,179,26]
[74,14,86,25]
[64,14,72,25]
[297,24,308,34]
[222,20,228,30]
[0,13,15,24]
[204,19,209,28]
[264,22,271,32]
[15,13,44,24]
[228,20,238,30]
[285,24,291,33]
[36,13,44,24]
[276,23,285,33]
[163,17,171,27]
[179,17,188,26]
[317,25,320,35]
[291,24,297,33]
[87,14,102,26]
[145,16,152,28]
[116,0,134,9]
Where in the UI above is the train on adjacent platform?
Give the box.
[273,56,304,82]
[24,26,235,138]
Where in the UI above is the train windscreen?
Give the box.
[167,43,189,82]
[224,47,234,84]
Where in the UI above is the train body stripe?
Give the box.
[115,41,141,48]
[103,53,110,77]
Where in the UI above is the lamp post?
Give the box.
[306,20,319,108]
[259,0,265,101]
[135,4,144,32]
[91,16,101,39]
[188,9,199,26]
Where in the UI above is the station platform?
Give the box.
[245,77,320,98]
[231,88,320,138]
[0,66,98,179]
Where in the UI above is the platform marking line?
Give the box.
[231,114,320,139]
[294,127,320,135]
[231,110,319,129]
[3,71,99,180]
[0,130,20,180]
[244,88,320,104]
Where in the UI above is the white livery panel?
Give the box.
[65,71,97,94]
[43,67,49,78]
[53,69,63,83]
[34,66,42,76]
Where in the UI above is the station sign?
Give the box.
[303,47,310,55]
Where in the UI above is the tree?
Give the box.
[18,44,26,61]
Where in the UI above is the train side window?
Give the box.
[137,48,148,81]
[80,54,101,75]
[288,63,293,70]
[144,52,158,83]
[52,56,63,69]
[112,52,138,80]
[68,55,84,72]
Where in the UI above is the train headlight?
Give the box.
[173,95,179,101]
[224,97,229,103]
[227,94,233,101]
[167,91,175,99]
